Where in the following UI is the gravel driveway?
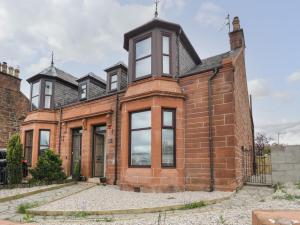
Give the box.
[33,185,233,212]
[31,184,300,225]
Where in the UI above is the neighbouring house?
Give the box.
[20,16,253,192]
[0,63,29,149]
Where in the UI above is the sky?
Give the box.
[0,0,299,144]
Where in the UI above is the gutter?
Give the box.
[208,67,220,192]
[113,92,119,185]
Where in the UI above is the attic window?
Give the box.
[80,83,87,99]
[110,74,117,90]
[135,37,151,78]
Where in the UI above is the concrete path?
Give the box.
[0,182,94,222]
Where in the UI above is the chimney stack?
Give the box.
[2,62,7,74]
[8,66,14,75]
[229,16,245,50]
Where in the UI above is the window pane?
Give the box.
[111,82,117,90]
[136,37,151,59]
[111,74,117,82]
[131,110,151,129]
[32,81,40,97]
[31,96,39,109]
[40,130,50,147]
[136,57,151,78]
[45,96,51,108]
[163,55,170,74]
[162,129,174,166]
[163,36,170,54]
[163,111,173,126]
[80,84,87,99]
[131,129,151,166]
[45,81,52,95]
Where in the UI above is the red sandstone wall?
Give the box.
[232,49,254,188]
[179,64,237,191]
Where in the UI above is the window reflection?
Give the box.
[135,37,151,78]
[39,130,50,156]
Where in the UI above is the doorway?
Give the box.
[92,125,106,177]
[71,128,82,176]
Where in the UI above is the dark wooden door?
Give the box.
[93,126,106,177]
[71,128,82,176]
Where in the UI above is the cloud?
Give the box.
[248,79,270,98]
[288,70,300,82]
[256,121,300,145]
[194,2,225,28]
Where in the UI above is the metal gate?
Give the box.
[242,146,272,185]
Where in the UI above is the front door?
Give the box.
[93,126,106,177]
[71,128,82,176]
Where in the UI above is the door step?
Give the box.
[87,177,100,184]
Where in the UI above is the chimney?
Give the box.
[229,16,245,50]
[2,62,7,74]
[0,63,2,72]
[14,67,20,78]
[8,66,14,75]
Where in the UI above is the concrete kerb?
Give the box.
[27,194,234,216]
[0,182,76,203]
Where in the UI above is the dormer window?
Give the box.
[135,36,151,78]
[44,81,52,109]
[79,83,87,100]
[162,35,170,74]
[110,73,117,90]
[31,81,40,110]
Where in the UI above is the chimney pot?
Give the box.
[232,16,240,31]
[0,63,2,72]
[14,67,20,78]
[8,66,14,76]
[2,62,7,74]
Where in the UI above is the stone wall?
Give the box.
[271,145,300,183]
[0,70,29,148]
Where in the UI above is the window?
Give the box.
[39,130,50,156]
[44,81,52,108]
[110,74,117,90]
[129,110,151,166]
[24,130,33,166]
[31,81,40,110]
[162,109,176,167]
[162,35,170,74]
[135,37,151,78]
[80,83,87,100]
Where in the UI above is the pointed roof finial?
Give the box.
[154,0,159,18]
[51,51,54,66]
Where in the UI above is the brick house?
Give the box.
[0,63,29,149]
[20,16,253,192]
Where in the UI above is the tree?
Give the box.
[255,132,272,156]
[30,149,66,184]
[6,134,23,184]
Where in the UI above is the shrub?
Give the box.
[30,149,66,184]
[6,134,23,185]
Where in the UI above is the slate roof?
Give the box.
[182,51,232,76]
[104,61,128,72]
[77,72,106,84]
[27,65,78,86]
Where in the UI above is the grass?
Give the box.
[23,213,34,223]
[95,217,114,222]
[295,182,300,189]
[181,201,207,210]
[274,182,284,192]
[17,202,38,214]
[219,215,226,224]
[274,193,300,201]
[73,211,89,218]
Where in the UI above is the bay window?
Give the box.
[135,37,151,78]
[31,81,40,110]
[39,130,50,156]
[162,35,170,74]
[44,81,52,108]
[162,109,176,167]
[129,110,151,166]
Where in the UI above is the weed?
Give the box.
[95,217,114,222]
[274,183,284,192]
[17,202,38,214]
[73,211,88,218]
[259,199,265,202]
[23,213,34,223]
[219,215,226,224]
[296,182,300,189]
[274,193,300,201]
[182,201,206,210]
